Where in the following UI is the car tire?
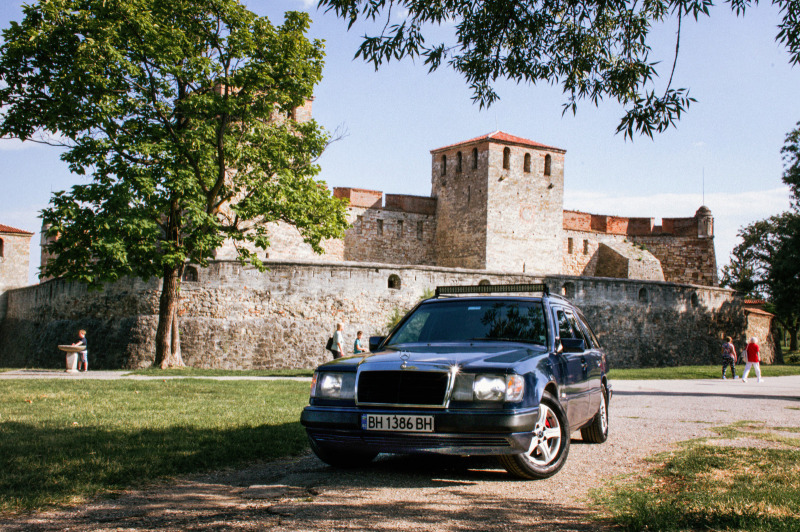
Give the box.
[498,391,570,479]
[580,385,609,443]
[308,436,378,468]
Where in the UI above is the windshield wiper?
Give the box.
[469,337,543,345]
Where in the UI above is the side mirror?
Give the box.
[560,338,586,353]
[369,336,385,352]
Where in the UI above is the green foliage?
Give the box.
[318,0,800,138]
[593,437,800,531]
[0,379,310,514]
[0,0,348,286]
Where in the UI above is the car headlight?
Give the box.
[311,372,356,400]
[452,374,525,402]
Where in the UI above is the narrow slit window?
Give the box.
[544,154,552,176]
[456,151,462,173]
[397,220,403,237]
[441,154,447,176]
[524,153,531,173]
[472,147,478,169]
[503,147,510,170]
[377,219,383,236]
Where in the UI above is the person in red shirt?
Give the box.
[741,336,762,383]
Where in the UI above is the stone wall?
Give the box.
[631,235,718,287]
[563,210,717,286]
[0,230,33,320]
[0,260,750,370]
[484,143,564,275]
[431,143,490,269]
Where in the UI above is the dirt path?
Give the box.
[2,377,799,531]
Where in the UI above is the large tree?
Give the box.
[0,0,348,367]
[723,121,800,352]
[318,0,800,138]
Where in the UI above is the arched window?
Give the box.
[523,153,531,173]
[503,147,510,170]
[638,287,648,303]
[456,151,462,173]
[478,279,490,286]
[441,154,447,176]
[562,282,575,299]
[388,274,401,290]
[183,265,199,282]
[544,154,552,176]
[0,237,4,258]
[472,147,478,169]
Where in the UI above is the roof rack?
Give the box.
[434,283,550,297]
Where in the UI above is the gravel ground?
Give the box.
[2,376,798,531]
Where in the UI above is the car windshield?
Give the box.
[387,299,547,346]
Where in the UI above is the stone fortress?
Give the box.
[0,103,773,369]
[215,130,718,288]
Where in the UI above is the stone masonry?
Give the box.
[0,261,747,370]
[0,224,34,321]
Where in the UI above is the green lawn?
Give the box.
[0,379,310,515]
[608,364,800,380]
[128,367,315,377]
[593,423,800,531]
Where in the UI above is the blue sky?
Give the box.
[2,0,798,284]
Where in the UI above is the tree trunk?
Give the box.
[790,322,799,352]
[155,264,181,368]
[170,301,185,367]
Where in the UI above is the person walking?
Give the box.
[721,336,737,380]
[741,336,763,383]
[331,323,345,360]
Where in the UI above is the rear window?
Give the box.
[387,300,547,346]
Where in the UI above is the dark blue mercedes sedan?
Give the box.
[300,283,610,479]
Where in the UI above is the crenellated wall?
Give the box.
[0,260,752,370]
[562,209,717,286]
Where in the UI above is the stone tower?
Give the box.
[430,131,566,274]
[0,224,34,320]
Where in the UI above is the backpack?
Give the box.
[325,337,334,352]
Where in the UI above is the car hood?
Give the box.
[325,343,548,373]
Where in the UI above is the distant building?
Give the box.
[0,224,34,320]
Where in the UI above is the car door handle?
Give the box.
[581,357,588,370]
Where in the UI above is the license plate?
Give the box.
[361,414,434,432]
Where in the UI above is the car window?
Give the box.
[565,312,588,344]
[575,311,601,348]
[387,300,547,345]
[555,309,576,339]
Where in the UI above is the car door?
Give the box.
[572,310,603,419]
[552,307,589,426]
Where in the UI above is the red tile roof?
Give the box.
[743,299,765,305]
[0,224,34,235]
[431,131,565,153]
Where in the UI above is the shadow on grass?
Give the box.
[0,420,307,514]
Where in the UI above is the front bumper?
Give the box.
[301,405,540,456]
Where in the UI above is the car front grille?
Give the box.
[357,370,450,406]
